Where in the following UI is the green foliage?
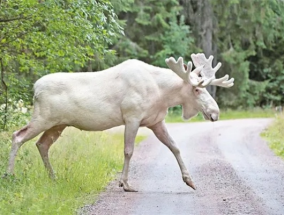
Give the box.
[0,0,123,129]
[112,0,195,67]
[153,16,195,66]
[0,72,33,130]
[214,0,284,108]
[110,0,135,13]
[0,0,122,73]
[218,49,251,107]
[6,74,32,103]
[0,128,145,214]
[262,113,284,158]
[0,99,32,131]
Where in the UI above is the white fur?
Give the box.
[32,59,218,130]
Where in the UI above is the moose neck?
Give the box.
[155,67,192,109]
[166,81,191,108]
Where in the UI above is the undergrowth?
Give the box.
[0,127,145,215]
[261,113,284,158]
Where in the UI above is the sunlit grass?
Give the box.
[165,108,275,123]
[219,108,275,120]
[0,128,146,215]
[261,113,284,158]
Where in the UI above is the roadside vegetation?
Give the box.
[0,108,279,214]
[261,113,284,159]
[0,127,145,215]
[166,108,275,123]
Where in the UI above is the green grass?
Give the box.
[135,134,147,145]
[261,113,284,158]
[165,108,275,123]
[0,108,276,214]
[0,127,146,215]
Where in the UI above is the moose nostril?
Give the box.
[210,113,218,122]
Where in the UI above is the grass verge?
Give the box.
[165,108,275,123]
[261,113,284,158]
[0,127,146,215]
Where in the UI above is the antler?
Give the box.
[165,57,203,86]
[191,53,234,88]
[165,54,234,88]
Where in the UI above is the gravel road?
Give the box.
[81,118,284,215]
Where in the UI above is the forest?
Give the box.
[1,1,284,214]
[1,0,284,130]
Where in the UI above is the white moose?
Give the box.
[6,53,234,192]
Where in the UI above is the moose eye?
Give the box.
[194,88,199,93]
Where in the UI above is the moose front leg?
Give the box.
[148,121,196,190]
[119,121,139,192]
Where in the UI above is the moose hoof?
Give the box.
[119,181,138,192]
[48,173,57,181]
[185,180,196,190]
[2,173,17,181]
[2,173,9,179]
[183,176,196,190]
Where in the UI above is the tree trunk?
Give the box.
[87,59,92,72]
[179,0,217,97]
[0,58,8,130]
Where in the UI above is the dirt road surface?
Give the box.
[81,119,284,215]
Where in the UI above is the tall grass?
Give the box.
[0,128,145,214]
[261,113,284,158]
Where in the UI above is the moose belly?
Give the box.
[48,98,124,131]
[64,111,124,131]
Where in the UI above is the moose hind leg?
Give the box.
[7,124,46,175]
[36,125,66,179]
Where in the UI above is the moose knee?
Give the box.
[12,130,25,146]
[36,141,49,153]
[124,147,133,158]
[170,146,180,155]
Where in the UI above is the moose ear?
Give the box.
[183,64,187,71]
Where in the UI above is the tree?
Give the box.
[0,0,122,129]
[113,0,196,67]
[179,0,217,97]
[213,0,284,108]
[180,0,284,108]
